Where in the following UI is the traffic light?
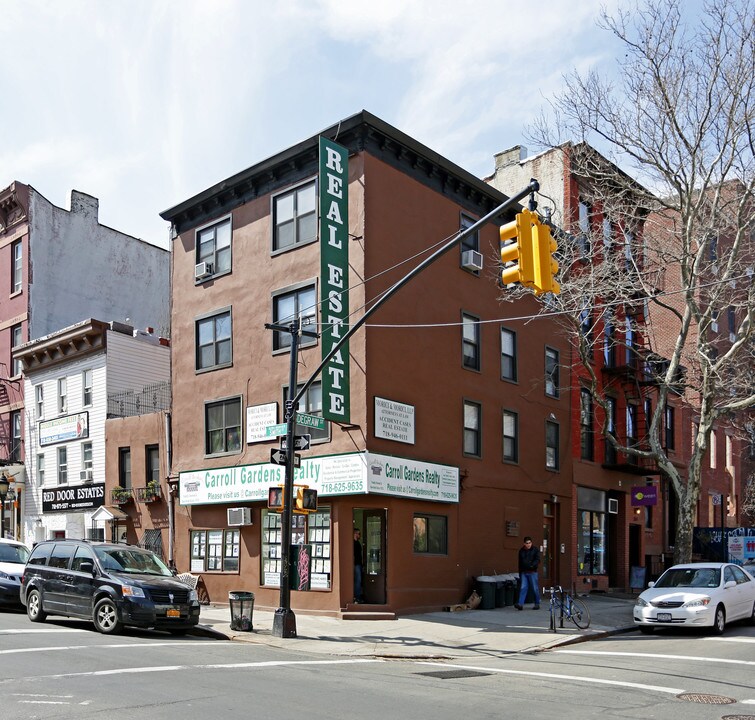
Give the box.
[267,485,284,511]
[500,209,536,288]
[532,217,560,295]
[500,209,560,295]
[295,486,318,514]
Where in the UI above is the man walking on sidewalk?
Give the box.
[515,536,541,610]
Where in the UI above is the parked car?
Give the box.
[0,538,30,608]
[20,539,200,635]
[634,562,755,635]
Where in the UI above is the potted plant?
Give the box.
[144,480,161,502]
[111,486,132,504]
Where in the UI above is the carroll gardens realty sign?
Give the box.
[319,136,350,423]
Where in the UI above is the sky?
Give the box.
[1,0,626,249]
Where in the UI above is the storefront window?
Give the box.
[190,529,239,573]
[577,487,607,575]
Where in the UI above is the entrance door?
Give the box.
[542,506,555,585]
[363,510,386,605]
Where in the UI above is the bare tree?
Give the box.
[520,0,755,563]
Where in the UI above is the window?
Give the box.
[205,397,242,455]
[602,217,612,250]
[10,411,21,462]
[605,397,617,463]
[578,200,591,256]
[413,514,448,554]
[196,217,231,276]
[627,404,638,448]
[463,400,481,457]
[460,213,479,272]
[501,328,517,381]
[664,405,675,450]
[71,546,96,572]
[273,180,316,251]
[82,442,93,472]
[545,420,559,470]
[35,384,44,419]
[82,369,93,406]
[272,284,317,351]
[146,445,160,483]
[545,347,559,397]
[37,454,45,486]
[58,446,68,485]
[503,410,518,463]
[603,316,615,367]
[462,313,480,371]
[710,429,717,469]
[119,448,131,489]
[58,377,67,414]
[727,306,736,340]
[196,309,232,371]
[625,317,634,366]
[624,230,634,270]
[644,505,653,530]
[579,298,593,340]
[49,543,74,569]
[284,381,328,442]
[580,389,594,461]
[577,487,607,575]
[11,323,22,376]
[191,529,240,573]
[11,240,22,293]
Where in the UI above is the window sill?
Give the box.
[204,450,243,460]
[271,237,318,257]
[196,362,233,375]
[194,268,232,286]
[9,289,23,299]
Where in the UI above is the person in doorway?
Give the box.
[353,528,364,604]
[515,536,541,610]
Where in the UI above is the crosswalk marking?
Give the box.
[556,649,755,666]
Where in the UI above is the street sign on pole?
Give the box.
[265,423,287,438]
[270,449,300,468]
[281,434,311,451]
[295,412,326,431]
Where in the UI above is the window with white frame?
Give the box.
[196,217,232,277]
[37,454,45,486]
[58,377,67,414]
[273,181,316,251]
[463,400,481,457]
[546,420,559,470]
[284,381,328,442]
[10,411,21,461]
[82,369,93,406]
[580,389,594,461]
[272,284,317,351]
[11,240,22,293]
[710,429,717,468]
[503,410,518,463]
[205,397,242,456]
[196,308,232,371]
[545,347,559,397]
[11,323,22,376]
[578,200,591,256]
[460,213,480,272]
[58,446,68,484]
[82,442,93,473]
[501,327,517,381]
[462,313,480,371]
[35,384,44,419]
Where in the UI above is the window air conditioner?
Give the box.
[195,261,214,280]
[461,250,483,272]
[80,470,94,482]
[227,507,252,526]
[607,498,619,514]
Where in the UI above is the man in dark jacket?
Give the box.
[515,536,541,610]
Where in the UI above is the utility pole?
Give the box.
[265,317,318,638]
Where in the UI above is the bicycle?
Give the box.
[545,586,591,630]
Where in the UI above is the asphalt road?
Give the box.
[1,608,754,719]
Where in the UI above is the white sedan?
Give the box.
[634,562,755,635]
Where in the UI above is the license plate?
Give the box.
[656,612,672,622]
[166,608,181,618]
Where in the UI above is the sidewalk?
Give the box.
[190,592,638,658]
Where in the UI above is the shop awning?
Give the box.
[90,505,129,522]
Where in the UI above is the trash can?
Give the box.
[504,580,516,606]
[495,581,507,608]
[228,591,254,631]
[476,576,496,610]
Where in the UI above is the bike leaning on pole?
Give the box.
[544,586,591,631]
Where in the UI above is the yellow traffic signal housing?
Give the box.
[294,486,318,514]
[500,209,535,288]
[500,209,560,295]
[268,485,285,511]
[532,219,560,295]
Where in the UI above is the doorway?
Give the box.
[353,508,386,605]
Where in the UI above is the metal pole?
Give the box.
[292,180,540,408]
[721,494,726,562]
[272,318,301,638]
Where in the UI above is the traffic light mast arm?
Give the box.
[292,179,541,408]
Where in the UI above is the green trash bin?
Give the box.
[228,591,255,631]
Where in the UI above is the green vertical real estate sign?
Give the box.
[319,137,350,423]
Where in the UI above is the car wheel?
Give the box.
[93,597,123,635]
[26,589,47,623]
[711,604,726,635]
[639,626,654,635]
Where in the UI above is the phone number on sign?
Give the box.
[320,480,365,494]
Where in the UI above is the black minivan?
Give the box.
[20,540,200,635]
